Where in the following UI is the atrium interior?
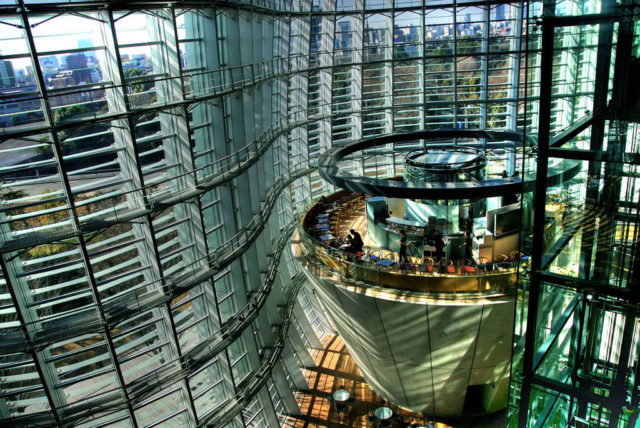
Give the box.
[1,0,640,427]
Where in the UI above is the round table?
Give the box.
[333,389,350,402]
[374,406,392,420]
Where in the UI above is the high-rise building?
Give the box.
[0,60,14,88]
[0,1,639,427]
[60,53,92,85]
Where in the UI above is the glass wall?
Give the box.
[0,2,304,426]
[510,0,640,426]
[4,0,638,426]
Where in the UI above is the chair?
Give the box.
[461,260,476,274]
[329,216,339,231]
[421,257,434,273]
[445,259,455,274]
[477,256,489,271]
[496,254,510,270]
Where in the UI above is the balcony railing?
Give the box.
[0,167,313,357]
[2,221,301,426]
[298,220,520,298]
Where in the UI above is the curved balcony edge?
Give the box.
[297,226,519,300]
[198,273,306,427]
[0,168,313,359]
[1,226,301,426]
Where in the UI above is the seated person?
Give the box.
[349,229,364,253]
[340,235,352,251]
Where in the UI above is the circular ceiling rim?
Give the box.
[318,129,580,199]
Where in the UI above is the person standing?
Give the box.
[434,231,444,264]
[462,231,475,264]
[464,206,474,233]
[398,230,409,263]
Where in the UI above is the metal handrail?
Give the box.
[0,167,313,358]
[198,272,306,427]
[1,223,302,426]
[298,219,520,298]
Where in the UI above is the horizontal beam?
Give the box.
[320,129,582,200]
[536,271,640,304]
[549,147,640,163]
[0,0,522,17]
[542,9,633,28]
[531,374,608,406]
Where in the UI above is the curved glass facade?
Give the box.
[0,2,309,426]
[1,0,640,426]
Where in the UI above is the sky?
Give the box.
[0,12,157,73]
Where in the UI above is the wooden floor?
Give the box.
[283,334,429,428]
[283,334,507,428]
[332,204,370,247]
[332,202,427,264]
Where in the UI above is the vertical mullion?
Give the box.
[21,7,140,425]
[453,0,458,125]
[507,2,524,174]
[160,8,201,423]
[481,4,489,129]
[518,1,556,426]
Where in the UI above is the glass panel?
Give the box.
[0,352,52,419]
[190,360,227,419]
[228,337,251,385]
[133,388,188,427]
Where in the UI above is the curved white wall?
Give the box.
[307,271,515,417]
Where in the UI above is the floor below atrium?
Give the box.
[283,334,507,428]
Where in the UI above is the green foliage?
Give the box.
[124,67,146,93]
[38,189,66,226]
[457,35,483,56]
[0,179,26,202]
[53,104,91,125]
[124,68,154,94]
[26,242,67,259]
[138,95,158,123]
[394,49,409,60]
[432,41,453,59]
[8,111,44,126]
[52,103,113,154]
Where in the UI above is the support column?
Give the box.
[518,1,555,425]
